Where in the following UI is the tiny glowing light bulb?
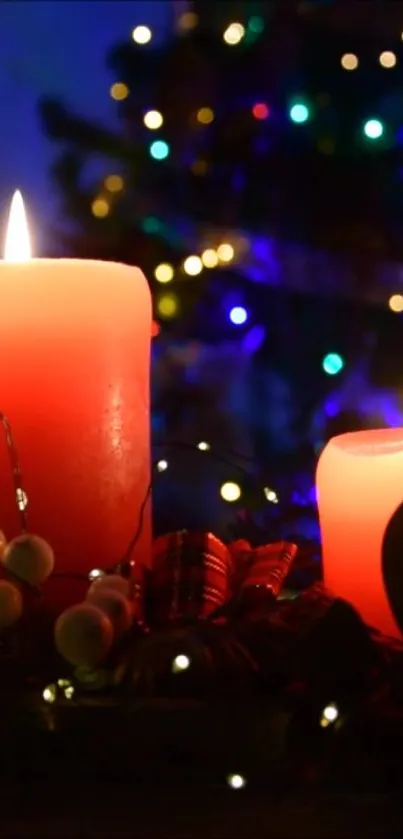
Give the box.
[320,702,339,727]
[197,441,210,451]
[183,255,203,276]
[16,488,28,511]
[217,243,234,262]
[144,110,163,130]
[64,685,75,699]
[340,53,358,71]
[201,248,219,268]
[92,197,110,218]
[110,82,129,101]
[220,481,241,502]
[88,568,105,581]
[43,684,57,704]
[264,487,279,504]
[223,23,245,45]
[379,51,396,68]
[132,25,152,44]
[4,190,31,261]
[104,174,124,192]
[172,654,191,673]
[154,263,174,283]
[227,773,246,789]
[389,294,403,312]
[157,293,178,317]
[157,459,168,472]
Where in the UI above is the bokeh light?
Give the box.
[191,159,208,176]
[252,102,270,120]
[150,140,170,160]
[229,306,248,325]
[227,773,246,789]
[177,12,199,31]
[220,481,242,502]
[322,353,344,375]
[248,16,265,34]
[132,26,152,44]
[157,294,178,318]
[389,294,403,312]
[363,118,384,139]
[144,110,163,130]
[341,53,359,71]
[197,107,214,124]
[91,197,110,218]
[183,255,203,276]
[379,51,397,68]
[289,102,310,123]
[104,174,124,192]
[217,243,235,262]
[172,654,190,672]
[223,22,245,45]
[154,263,174,283]
[110,83,129,101]
[201,249,219,268]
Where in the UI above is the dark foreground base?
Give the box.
[1,696,403,838]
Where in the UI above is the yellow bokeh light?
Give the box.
[91,197,110,218]
[379,51,397,68]
[197,107,214,125]
[104,174,124,193]
[157,293,178,318]
[223,22,245,45]
[389,294,403,312]
[197,441,210,451]
[178,12,198,31]
[110,82,129,101]
[144,110,163,130]
[201,248,219,268]
[183,255,203,276]
[154,263,174,283]
[217,243,235,263]
[132,25,152,44]
[220,481,241,502]
[340,53,359,71]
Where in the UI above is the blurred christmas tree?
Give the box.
[39,0,403,316]
[37,0,403,539]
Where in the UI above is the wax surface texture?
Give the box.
[316,427,403,638]
[0,259,151,611]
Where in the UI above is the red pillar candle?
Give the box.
[316,428,403,639]
[0,193,152,613]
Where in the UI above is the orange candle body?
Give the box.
[316,428,403,638]
[0,259,151,612]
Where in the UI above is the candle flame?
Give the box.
[4,191,31,261]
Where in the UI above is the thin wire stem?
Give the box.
[0,412,28,532]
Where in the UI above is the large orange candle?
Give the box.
[0,193,152,612]
[316,428,403,639]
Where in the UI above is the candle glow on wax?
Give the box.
[4,191,31,262]
[0,191,152,616]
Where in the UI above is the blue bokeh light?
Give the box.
[363,118,384,140]
[322,353,344,375]
[229,306,248,325]
[289,102,310,124]
[150,140,170,160]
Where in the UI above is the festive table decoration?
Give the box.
[0,192,152,615]
[317,427,403,638]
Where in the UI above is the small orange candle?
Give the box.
[316,427,403,638]
[0,192,152,612]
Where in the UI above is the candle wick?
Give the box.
[0,412,28,532]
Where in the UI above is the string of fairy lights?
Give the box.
[89,10,403,326]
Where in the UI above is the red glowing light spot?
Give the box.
[252,102,270,120]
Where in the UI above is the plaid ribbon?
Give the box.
[151,531,232,625]
[231,540,298,598]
